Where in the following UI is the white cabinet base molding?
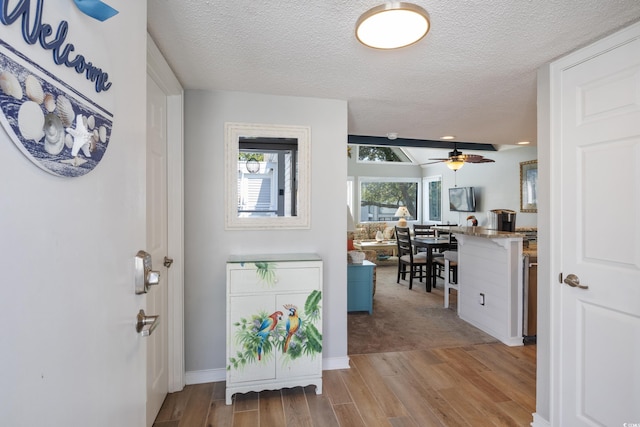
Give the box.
[226,254,323,405]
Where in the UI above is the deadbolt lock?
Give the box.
[135,250,161,294]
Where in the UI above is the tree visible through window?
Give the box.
[357,146,411,163]
[360,180,418,222]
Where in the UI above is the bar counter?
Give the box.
[435,226,525,346]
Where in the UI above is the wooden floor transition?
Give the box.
[153,343,536,426]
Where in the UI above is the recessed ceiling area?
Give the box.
[148,2,640,148]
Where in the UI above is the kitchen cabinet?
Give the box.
[226,254,323,404]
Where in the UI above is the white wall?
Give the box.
[423,146,538,227]
[183,90,348,375]
[0,2,148,425]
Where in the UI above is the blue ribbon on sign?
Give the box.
[73,0,119,21]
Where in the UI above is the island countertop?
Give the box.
[433,225,525,239]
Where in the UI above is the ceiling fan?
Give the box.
[421,143,495,171]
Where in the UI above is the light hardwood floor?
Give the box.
[153,343,536,426]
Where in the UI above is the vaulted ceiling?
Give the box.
[148,1,640,156]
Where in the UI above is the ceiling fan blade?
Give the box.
[420,159,450,165]
[424,143,494,166]
[463,154,495,163]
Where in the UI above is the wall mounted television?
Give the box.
[449,187,476,212]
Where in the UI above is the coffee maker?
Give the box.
[487,209,517,231]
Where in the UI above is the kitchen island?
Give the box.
[435,226,524,346]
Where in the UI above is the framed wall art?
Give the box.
[520,160,538,212]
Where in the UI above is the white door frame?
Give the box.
[147,34,185,392]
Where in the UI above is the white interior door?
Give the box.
[146,75,170,425]
[554,24,640,426]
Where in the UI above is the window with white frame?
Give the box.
[347,177,354,219]
[358,177,420,223]
[423,175,442,222]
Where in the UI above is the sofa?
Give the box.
[350,222,396,258]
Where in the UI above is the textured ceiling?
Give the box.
[147,1,640,152]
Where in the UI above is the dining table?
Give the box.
[412,236,452,292]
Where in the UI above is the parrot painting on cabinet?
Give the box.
[228,290,322,371]
[256,311,283,361]
[283,304,301,353]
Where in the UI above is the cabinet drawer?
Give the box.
[228,261,322,294]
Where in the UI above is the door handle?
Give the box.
[563,273,589,290]
[135,250,161,294]
[136,309,159,337]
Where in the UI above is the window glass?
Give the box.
[428,179,442,221]
[347,177,354,218]
[357,145,411,163]
[359,178,419,222]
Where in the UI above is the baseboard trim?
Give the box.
[185,368,226,385]
[323,356,350,370]
[185,356,351,385]
[531,413,550,427]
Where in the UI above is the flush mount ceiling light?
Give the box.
[356,2,431,49]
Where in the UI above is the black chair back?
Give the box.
[413,224,435,238]
[395,226,413,258]
[395,226,428,290]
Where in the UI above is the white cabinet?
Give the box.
[226,254,323,404]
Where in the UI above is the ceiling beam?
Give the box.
[348,135,497,151]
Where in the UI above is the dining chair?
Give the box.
[431,231,459,281]
[412,224,436,253]
[432,250,459,311]
[413,224,435,237]
[395,226,428,290]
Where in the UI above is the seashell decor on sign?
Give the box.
[17,101,45,141]
[0,41,114,177]
[0,70,22,99]
[25,74,44,104]
[43,113,65,155]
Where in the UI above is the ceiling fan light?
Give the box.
[446,160,464,171]
[356,3,430,49]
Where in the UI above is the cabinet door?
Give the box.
[228,294,278,384]
[275,292,322,379]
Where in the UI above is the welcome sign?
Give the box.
[0,0,115,177]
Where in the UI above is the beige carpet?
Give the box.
[348,262,497,355]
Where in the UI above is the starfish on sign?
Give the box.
[66,115,93,158]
